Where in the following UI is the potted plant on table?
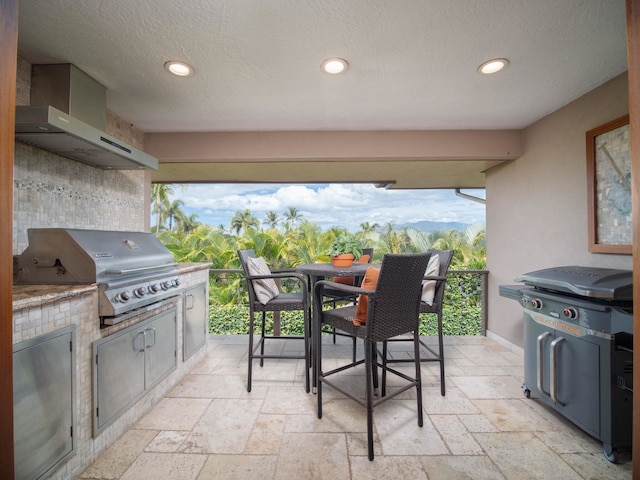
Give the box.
[329,234,363,267]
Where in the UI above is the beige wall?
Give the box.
[486,72,631,347]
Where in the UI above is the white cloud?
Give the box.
[167,183,485,231]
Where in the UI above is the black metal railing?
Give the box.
[208,268,489,336]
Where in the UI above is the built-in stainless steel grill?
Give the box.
[500,265,633,463]
[14,228,182,323]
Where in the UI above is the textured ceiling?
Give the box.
[16,0,628,134]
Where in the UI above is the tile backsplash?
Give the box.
[13,145,146,254]
[13,57,149,255]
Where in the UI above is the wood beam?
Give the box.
[0,0,18,477]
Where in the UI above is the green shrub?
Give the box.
[208,303,481,336]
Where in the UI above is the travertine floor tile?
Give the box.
[168,372,266,399]
[273,432,350,480]
[419,455,506,480]
[473,431,583,479]
[197,454,278,480]
[350,455,429,480]
[260,385,317,415]
[472,399,559,432]
[449,374,523,399]
[560,452,632,480]
[431,414,484,455]
[314,398,369,433]
[188,355,223,374]
[135,397,211,430]
[422,386,480,415]
[145,430,190,453]
[182,398,263,453]
[78,335,633,480]
[79,429,158,479]
[244,414,285,454]
[375,400,449,456]
[120,452,206,480]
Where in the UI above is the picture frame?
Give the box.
[586,114,631,254]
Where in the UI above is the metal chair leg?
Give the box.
[247,312,255,392]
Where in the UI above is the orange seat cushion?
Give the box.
[354,266,380,326]
[332,254,371,285]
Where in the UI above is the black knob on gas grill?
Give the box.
[563,307,578,319]
[531,299,544,309]
[149,283,161,293]
[161,281,172,290]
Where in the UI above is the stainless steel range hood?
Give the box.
[15,105,158,169]
[14,64,158,170]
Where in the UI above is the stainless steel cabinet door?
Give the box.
[94,324,146,435]
[14,326,75,480]
[184,283,208,360]
[145,308,177,387]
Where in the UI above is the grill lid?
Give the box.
[515,265,633,301]
[14,228,175,285]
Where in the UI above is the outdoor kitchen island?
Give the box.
[12,262,211,480]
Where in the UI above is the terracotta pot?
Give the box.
[331,254,355,267]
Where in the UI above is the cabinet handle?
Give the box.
[144,327,157,349]
[537,331,551,396]
[186,293,195,310]
[134,331,146,352]
[550,337,565,405]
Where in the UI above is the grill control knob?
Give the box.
[563,307,578,319]
[116,290,131,302]
[134,286,148,298]
[531,299,544,309]
[174,278,182,287]
[161,280,172,290]
[149,283,161,293]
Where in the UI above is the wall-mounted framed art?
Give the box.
[586,114,631,254]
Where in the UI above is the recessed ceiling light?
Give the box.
[164,61,194,77]
[477,58,509,75]
[321,58,349,74]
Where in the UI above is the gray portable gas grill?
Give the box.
[500,266,633,463]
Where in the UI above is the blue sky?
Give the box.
[166,183,486,232]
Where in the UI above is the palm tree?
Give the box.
[405,227,431,252]
[165,199,185,232]
[380,223,406,253]
[263,211,280,229]
[284,207,303,230]
[151,183,174,232]
[178,213,200,234]
[359,221,379,235]
[230,209,259,235]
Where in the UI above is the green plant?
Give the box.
[328,234,363,259]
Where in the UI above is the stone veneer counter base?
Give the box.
[12,262,211,480]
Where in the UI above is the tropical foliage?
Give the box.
[151,186,487,335]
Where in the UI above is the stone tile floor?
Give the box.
[79,334,632,479]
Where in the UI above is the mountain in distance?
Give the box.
[400,220,472,233]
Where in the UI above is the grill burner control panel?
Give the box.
[99,274,183,319]
[520,288,626,335]
[112,277,182,304]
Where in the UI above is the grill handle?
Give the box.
[103,263,178,276]
[537,332,551,396]
[550,337,565,405]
